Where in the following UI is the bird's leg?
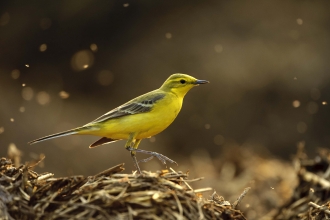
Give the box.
[125,135,142,174]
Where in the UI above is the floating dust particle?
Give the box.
[59,91,70,99]
[36,91,51,105]
[22,87,34,100]
[204,124,211,129]
[296,18,303,25]
[90,43,98,52]
[293,77,297,80]
[25,64,29,67]
[71,50,94,71]
[19,107,25,112]
[123,3,129,7]
[165,33,172,39]
[10,118,14,122]
[149,137,156,143]
[11,69,20,79]
[292,100,300,108]
[39,44,47,52]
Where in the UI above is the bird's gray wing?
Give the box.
[91,93,165,123]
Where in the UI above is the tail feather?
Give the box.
[28,129,79,145]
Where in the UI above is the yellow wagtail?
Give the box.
[29,73,209,174]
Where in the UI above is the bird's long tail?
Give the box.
[28,128,80,145]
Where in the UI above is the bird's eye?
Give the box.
[180,79,186,84]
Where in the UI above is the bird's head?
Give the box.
[160,73,209,98]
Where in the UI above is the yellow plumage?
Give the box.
[29,73,209,173]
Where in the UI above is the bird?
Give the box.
[29,73,209,174]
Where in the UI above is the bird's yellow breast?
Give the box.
[89,92,182,140]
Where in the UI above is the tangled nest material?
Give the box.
[0,157,248,220]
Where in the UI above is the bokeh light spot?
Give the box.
[22,87,34,101]
[296,18,303,25]
[0,127,4,134]
[292,100,300,108]
[59,91,70,99]
[204,124,211,129]
[19,107,25,112]
[22,83,26,87]
[25,64,30,67]
[10,118,14,122]
[39,44,47,52]
[297,122,307,133]
[71,50,94,71]
[11,69,20,79]
[214,135,225,145]
[90,43,98,52]
[97,70,114,86]
[322,101,327,105]
[123,3,129,7]
[165,33,172,39]
[149,137,156,142]
[36,91,51,105]
[307,102,318,114]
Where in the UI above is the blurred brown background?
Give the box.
[0,0,329,196]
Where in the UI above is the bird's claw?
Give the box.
[127,147,177,165]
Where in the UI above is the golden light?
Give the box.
[39,44,47,52]
[71,50,94,71]
[296,18,303,25]
[59,91,70,99]
[90,43,98,52]
[36,91,51,105]
[22,87,34,100]
[165,33,172,39]
[292,100,300,108]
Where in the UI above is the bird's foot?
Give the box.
[126,147,178,165]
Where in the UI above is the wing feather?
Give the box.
[91,93,165,123]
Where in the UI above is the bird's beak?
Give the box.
[194,79,210,85]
